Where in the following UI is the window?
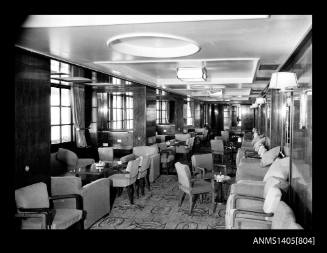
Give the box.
[186,98,193,125]
[156,100,169,124]
[50,60,73,144]
[110,92,133,130]
[50,59,73,144]
[224,106,231,130]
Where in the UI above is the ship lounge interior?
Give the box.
[13,15,313,231]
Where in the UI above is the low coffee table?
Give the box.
[211,175,232,213]
[71,161,127,185]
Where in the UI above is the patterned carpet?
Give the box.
[91,174,232,230]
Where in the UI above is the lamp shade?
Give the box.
[269,72,298,91]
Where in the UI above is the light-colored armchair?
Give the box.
[176,137,195,161]
[120,145,160,183]
[51,148,95,176]
[210,139,225,163]
[226,185,283,229]
[234,201,303,229]
[51,176,110,229]
[15,181,86,229]
[157,142,175,174]
[191,153,214,179]
[175,133,191,142]
[195,128,208,142]
[175,162,212,215]
[108,158,140,205]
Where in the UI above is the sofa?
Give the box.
[120,145,160,182]
[51,176,110,229]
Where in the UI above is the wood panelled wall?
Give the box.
[240,105,253,132]
[270,90,283,147]
[15,48,51,190]
[133,86,147,146]
[146,87,156,144]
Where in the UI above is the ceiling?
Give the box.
[16,15,312,103]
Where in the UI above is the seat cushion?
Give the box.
[191,180,212,194]
[263,186,282,213]
[51,209,83,229]
[108,174,132,187]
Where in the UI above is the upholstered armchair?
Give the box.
[120,145,160,183]
[157,142,175,175]
[135,155,151,197]
[210,139,225,163]
[221,130,229,144]
[175,162,212,215]
[176,137,195,161]
[108,158,140,205]
[50,148,95,176]
[15,182,86,229]
[174,133,191,142]
[51,176,110,229]
[234,201,303,229]
[195,128,208,142]
[98,147,114,162]
[226,185,283,229]
[191,153,227,179]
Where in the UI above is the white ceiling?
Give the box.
[17,15,312,102]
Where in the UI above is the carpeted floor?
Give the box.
[91,174,233,229]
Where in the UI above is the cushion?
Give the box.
[120,153,136,163]
[258,145,267,157]
[263,157,290,182]
[271,201,296,229]
[51,209,83,229]
[260,146,280,167]
[56,148,78,167]
[254,138,266,151]
[251,134,260,145]
[15,182,50,209]
[263,177,282,198]
[263,186,282,213]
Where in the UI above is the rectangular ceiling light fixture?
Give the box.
[177,67,207,82]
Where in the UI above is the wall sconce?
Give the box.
[269,72,298,91]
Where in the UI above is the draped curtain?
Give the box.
[71,84,87,147]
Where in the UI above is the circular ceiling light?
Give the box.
[107,33,200,58]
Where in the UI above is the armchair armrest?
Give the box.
[120,154,136,163]
[233,194,264,210]
[195,166,206,178]
[234,216,272,229]
[16,208,55,229]
[50,194,84,210]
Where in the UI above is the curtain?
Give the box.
[71,84,87,147]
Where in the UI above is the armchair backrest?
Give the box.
[139,155,151,172]
[210,139,224,152]
[191,153,213,171]
[98,147,114,161]
[51,176,82,195]
[157,142,168,152]
[175,162,192,190]
[175,133,191,142]
[133,145,158,157]
[221,131,229,142]
[126,158,141,179]
[15,182,50,209]
[56,148,78,170]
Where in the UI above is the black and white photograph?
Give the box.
[12,14,315,241]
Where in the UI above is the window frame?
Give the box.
[50,59,74,145]
[156,99,169,124]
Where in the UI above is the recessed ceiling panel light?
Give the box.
[107,33,200,58]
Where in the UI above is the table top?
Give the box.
[72,161,127,176]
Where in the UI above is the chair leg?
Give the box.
[135,180,140,198]
[179,192,186,207]
[117,187,123,197]
[145,171,151,191]
[127,185,134,205]
[189,194,194,215]
[140,178,145,196]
